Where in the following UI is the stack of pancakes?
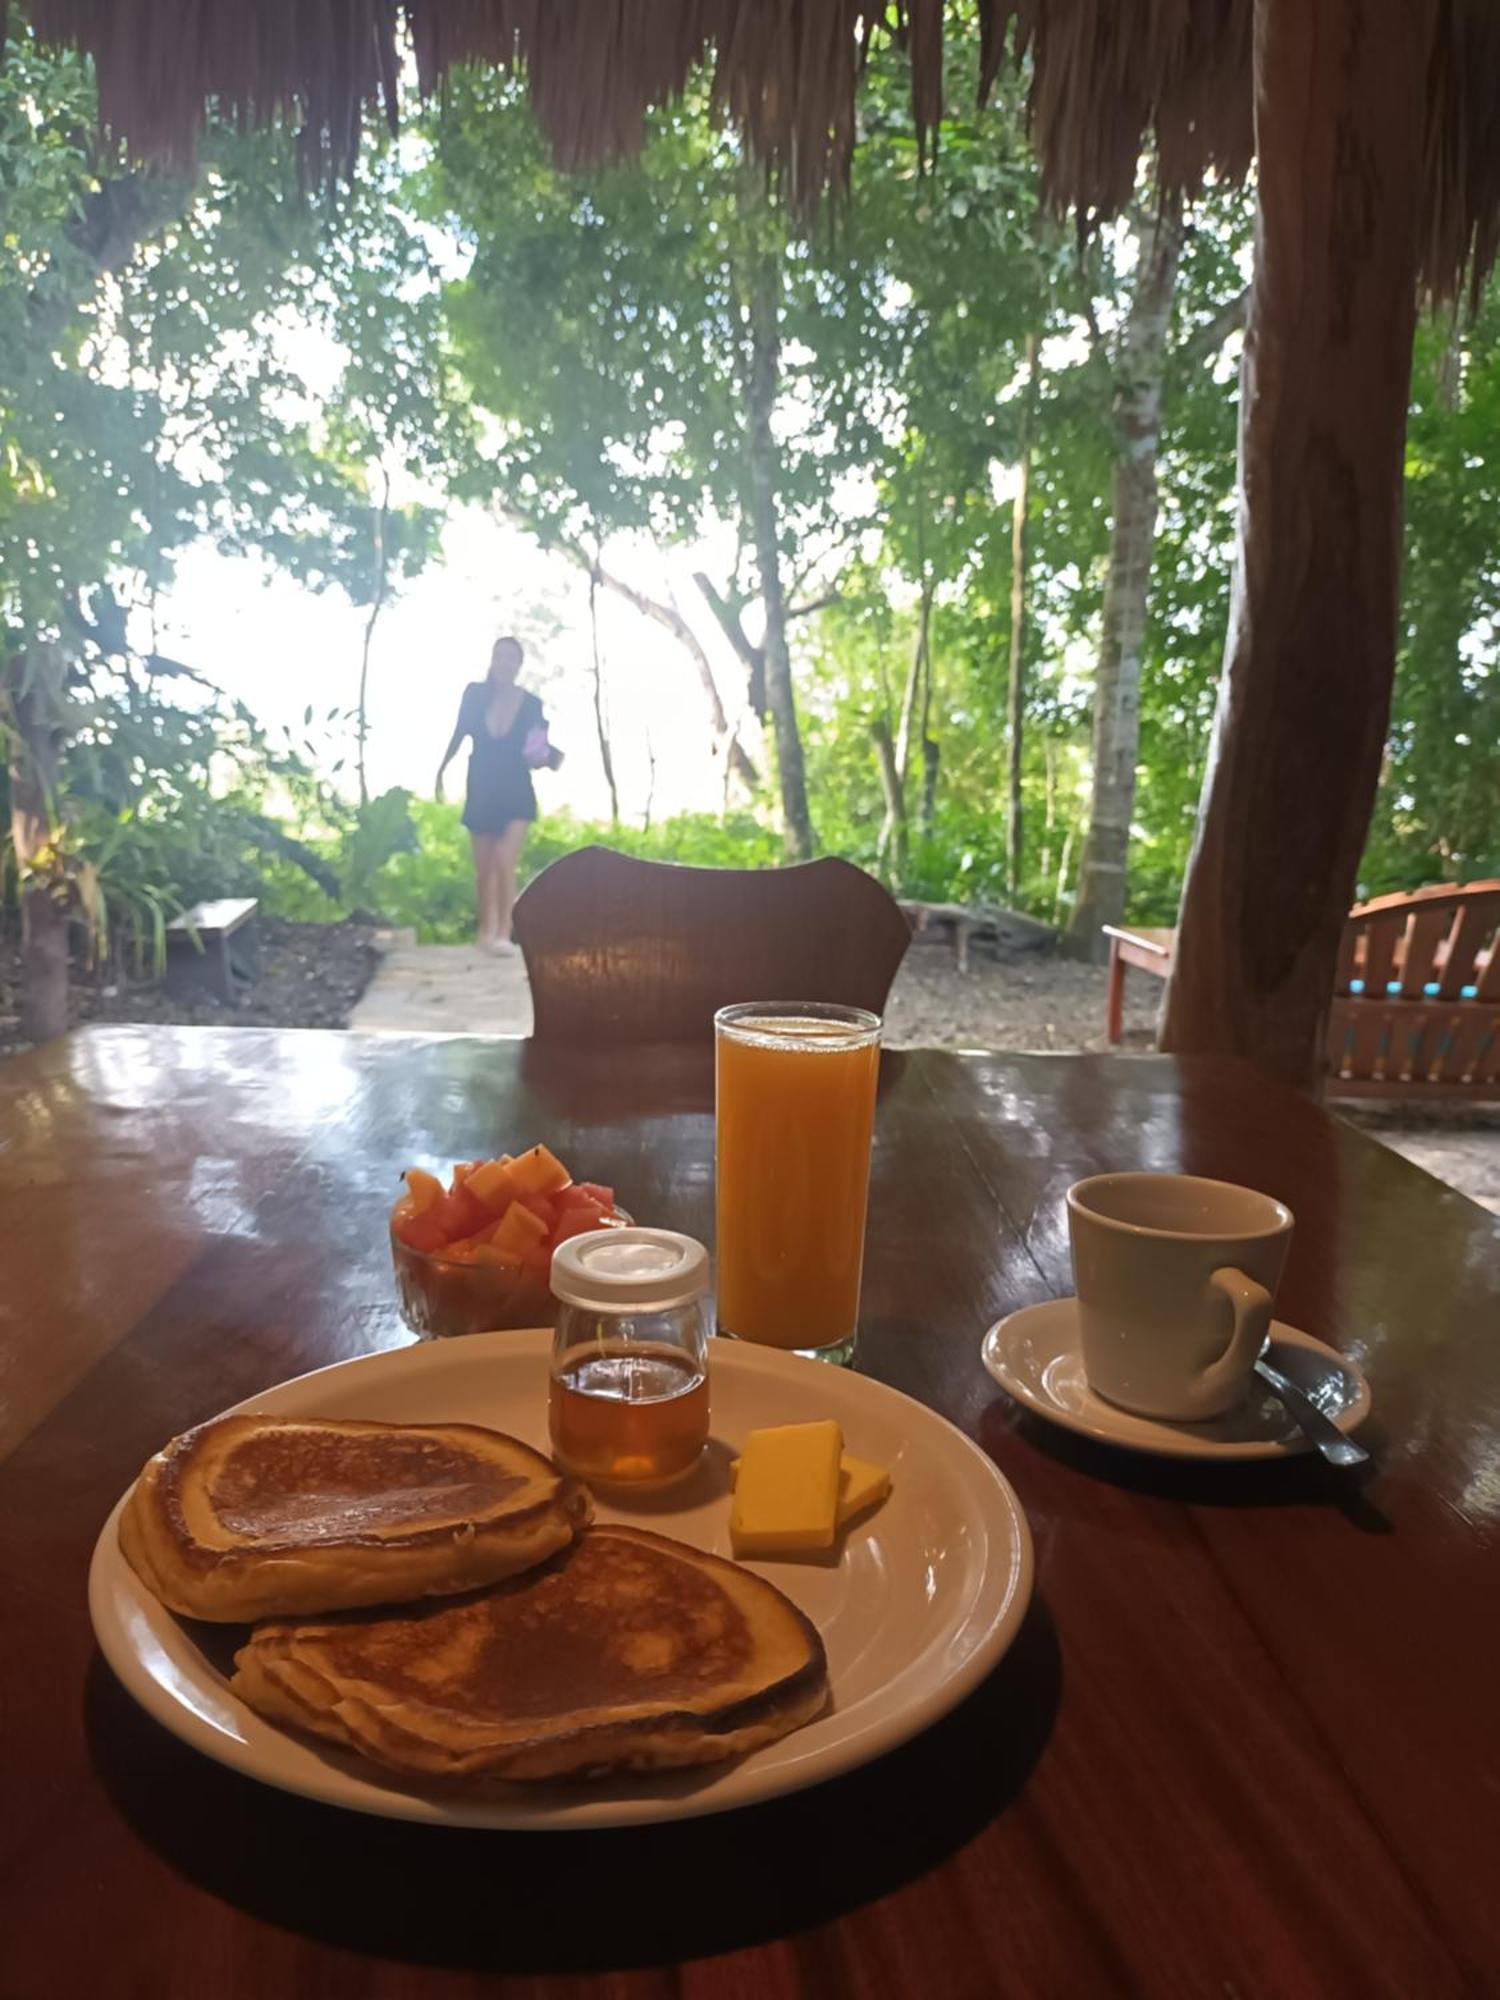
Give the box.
[120,1414,826,1787]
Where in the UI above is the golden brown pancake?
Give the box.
[119,1415,591,1621]
[231,1524,828,1783]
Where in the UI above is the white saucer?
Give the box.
[981,1299,1372,1461]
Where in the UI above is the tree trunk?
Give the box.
[693,571,768,726]
[919,598,939,835]
[743,241,814,862]
[1053,822,1076,930]
[870,717,906,882]
[587,568,620,825]
[1007,333,1038,897]
[1064,200,1185,960]
[5,649,70,1043]
[920,736,940,835]
[356,466,391,809]
[894,576,930,791]
[1161,0,1433,1089]
[880,580,930,876]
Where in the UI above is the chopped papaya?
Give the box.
[392,1147,617,1275]
[467,1157,517,1210]
[552,1202,606,1246]
[392,1201,450,1253]
[559,1181,614,1212]
[427,1183,491,1243]
[490,1199,550,1260]
[507,1144,571,1198]
[403,1167,445,1214]
[470,1242,522,1270]
[440,1231,493,1263]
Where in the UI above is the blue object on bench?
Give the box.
[1348,979,1481,999]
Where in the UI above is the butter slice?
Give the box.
[729,1421,843,1556]
[730,1451,892,1529]
[835,1454,891,1526]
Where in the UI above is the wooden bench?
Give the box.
[1103,924,1175,1042]
[165,897,260,1005]
[901,899,1057,973]
[1105,884,1500,1098]
[1327,881,1500,1098]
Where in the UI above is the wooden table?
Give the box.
[3,1026,1498,1999]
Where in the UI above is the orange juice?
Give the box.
[715,1006,881,1357]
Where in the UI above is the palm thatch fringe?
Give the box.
[18,0,1500,300]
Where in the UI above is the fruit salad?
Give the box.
[390,1145,626,1337]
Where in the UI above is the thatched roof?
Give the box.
[16,0,1500,298]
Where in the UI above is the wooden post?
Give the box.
[1106,937,1126,1047]
[1160,0,1436,1088]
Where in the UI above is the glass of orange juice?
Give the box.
[714,1002,881,1365]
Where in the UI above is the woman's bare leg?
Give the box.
[494,820,529,943]
[470,833,502,946]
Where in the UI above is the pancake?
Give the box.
[231,1524,828,1783]
[120,1415,591,1621]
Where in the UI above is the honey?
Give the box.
[549,1341,709,1484]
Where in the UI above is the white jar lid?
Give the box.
[550,1227,710,1313]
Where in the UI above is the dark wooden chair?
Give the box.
[513,847,911,1043]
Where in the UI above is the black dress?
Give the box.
[459,684,545,835]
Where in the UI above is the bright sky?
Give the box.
[155,509,760,825]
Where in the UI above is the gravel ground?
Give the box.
[884,939,1159,1052]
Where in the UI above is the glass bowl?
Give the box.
[390,1209,631,1339]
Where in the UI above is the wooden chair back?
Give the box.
[513,846,912,1044]
[1326,880,1500,1097]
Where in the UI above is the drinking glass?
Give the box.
[714,1001,881,1365]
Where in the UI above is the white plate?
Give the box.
[982,1298,1371,1461]
[90,1331,1032,1830]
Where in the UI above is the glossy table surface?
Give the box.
[2,1025,1498,2000]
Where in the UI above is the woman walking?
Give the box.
[436,636,558,952]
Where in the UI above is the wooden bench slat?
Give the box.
[168,897,258,936]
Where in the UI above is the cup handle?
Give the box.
[1197,1265,1274,1411]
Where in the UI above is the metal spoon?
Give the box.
[1254,1352,1369,1467]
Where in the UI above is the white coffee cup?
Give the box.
[1065,1173,1294,1420]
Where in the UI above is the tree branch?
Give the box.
[592,564,761,792]
[785,591,841,621]
[1181,287,1250,364]
[488,497,760,792]
[693,569,767,717]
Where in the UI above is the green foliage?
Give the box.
[41,658,336,972]
[7,1,1500,1000]
[343,787,419,909]
[262,799,784,943]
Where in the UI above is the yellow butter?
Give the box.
[835,1453,891,1525]
[730,1450,892,1529]
[729,1420,843,1555]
